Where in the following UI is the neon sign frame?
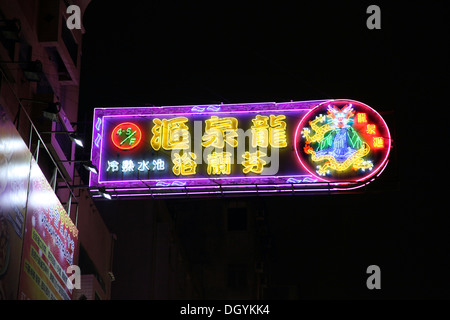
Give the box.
[89,99,391,199]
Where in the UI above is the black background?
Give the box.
[76,0,449,300]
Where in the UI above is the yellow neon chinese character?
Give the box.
[251,115,269,148]
[373,137,384,148]
[242,150,266,174]
[202,116,238,148]
[207,151,232,175]
[172,152,197,175]
[151,117,190,151]
[366,124,376,134]
[269,114,287,148]
[250,114,287,148]
[151,118,162,151]
[357,113,367,123]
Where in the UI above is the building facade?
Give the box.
[95,199,201,299]
[0,0,114,300]
[167,197,271,299]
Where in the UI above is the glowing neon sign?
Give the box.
[89,99,391,198]
[111,122,142,150]
[296,100,391,182]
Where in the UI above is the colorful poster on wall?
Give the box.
[90,99,391,198]
[0,104,79,300]
[18,158,79,300]
[0,106,31,300]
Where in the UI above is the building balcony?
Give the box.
[37,0,80,86]
[29,93,76,183]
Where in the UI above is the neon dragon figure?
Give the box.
[302,103,373,176]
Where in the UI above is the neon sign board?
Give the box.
[89,99,391,198]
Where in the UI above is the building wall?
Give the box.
[94,199,200,299]
[0,0,114,299]
[74,186,114,299]
[168,198,270,299]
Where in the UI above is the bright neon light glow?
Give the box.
[269,114,287,148]
[106,159,165,173]
[301,103,374,176]
[94,133,102,148]
[207,105,221,111]
[172,152,197,175]
[304,142,373,176]
[90,99,391,197]
[111,122,142,150]
[151,117,190,150]
[106,160,119,172]
[191,106,205,112]
[366,124,376,134]
[202,116,239,148]
[121,159,135,172]
[95,117,102,131]
[207,152,232,175]
[373,137,384,148]
[251,115,269,148]
[357,112,367,123]
[295,99,391,183]
[250,114,287,148]
[242,150,266,174]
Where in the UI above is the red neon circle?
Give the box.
[111,122,142,150]
[294,99,391,183]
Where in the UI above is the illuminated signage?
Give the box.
[18,158,79,300]
[111,122,142,150]
[1,105,78,300]
[89,99,391,198]
[296,101,391,182]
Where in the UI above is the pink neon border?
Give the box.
[89,99,390,194]
[91,100,325,187]
[293,99,391,183]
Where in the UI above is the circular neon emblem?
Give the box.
[295,99,391,182]
[111,122,142,150]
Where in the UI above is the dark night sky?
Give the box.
[77,0,449,299]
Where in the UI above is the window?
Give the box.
[61,17,78,66]
[0,15,18,60]
[227,207,247,231]
[55,120,72,160]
